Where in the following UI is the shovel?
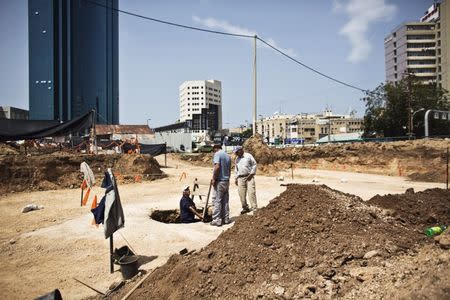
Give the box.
[202,182,212,222]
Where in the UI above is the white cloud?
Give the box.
[192,16,297,57]
[192,16,255,37]
[332,0,344,12]
[336,0,397,63]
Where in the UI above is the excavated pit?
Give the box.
[149,209,180,223]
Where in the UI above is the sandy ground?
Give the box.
[0,154,444,299]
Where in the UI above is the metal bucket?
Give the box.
[113,245,135,264]
[118,255,139,279]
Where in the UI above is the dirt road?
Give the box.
[0,154,444,299]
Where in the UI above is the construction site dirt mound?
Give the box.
[180,152,213,165]
[243,134,273,164]
[0,143,19,155]
[0,153,164,194]
[113,185,450,299]
[181,138,450,182]
[367,188,450,227]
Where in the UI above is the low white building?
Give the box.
[256,109,363,144]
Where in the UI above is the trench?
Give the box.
[149,209,181,223]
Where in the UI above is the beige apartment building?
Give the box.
[385,22,437,84]
[385,1,450,90]
[256,114,293,143]
[437,0,450,91]
[256,110,363,144]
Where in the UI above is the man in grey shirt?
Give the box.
[233,146,257,214]
[210,144,232,226]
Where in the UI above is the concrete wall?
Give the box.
[150,132,193,152]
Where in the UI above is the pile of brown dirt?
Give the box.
[0,143,19,155]
[243,134,273,164]
[180,152,214,165]
[0,153,164,194]
[111,185,450,299]
[367,188,450,227]
[182,137,450,182]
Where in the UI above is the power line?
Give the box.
[84,0,254,38]
[85,0,370,94]
[256,37,368,93]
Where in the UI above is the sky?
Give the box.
[0,0,434,127]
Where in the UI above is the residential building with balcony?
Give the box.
[436,0,450,91]
[385,22,437,84]
[385,1,450,91]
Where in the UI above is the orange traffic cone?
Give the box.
[82,188,91,206]
[90,195,98,209]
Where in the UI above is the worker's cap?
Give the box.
[233,146,243,153]
[212,144,222,150]
[182,185,190,192]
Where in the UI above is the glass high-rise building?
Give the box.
[28,0,119,124]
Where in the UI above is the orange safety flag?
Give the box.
[82,188,91,206]
[90,195,98,209]
[81,179,87,190]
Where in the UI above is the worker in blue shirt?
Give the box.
[179,185,203,223]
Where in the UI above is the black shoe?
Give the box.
[240,208,250,215]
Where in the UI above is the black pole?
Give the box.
[110,234,114,273]
[164,142,167,167]
[80,179,84,207]
[192,178,198,202]
[92,110,98,155]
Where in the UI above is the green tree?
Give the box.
[241,128,253,138]
[362,76,449,137]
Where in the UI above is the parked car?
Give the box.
[192,142,213,153]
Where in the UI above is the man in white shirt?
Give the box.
[233,146,257,214]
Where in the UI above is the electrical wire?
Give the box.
[84,0,254,38]
[256,36,368,93]
[84,0,371,94]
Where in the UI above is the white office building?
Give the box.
[179,80,222,141]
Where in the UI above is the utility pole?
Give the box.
[252,35,257,135]
[328,118,331,143]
